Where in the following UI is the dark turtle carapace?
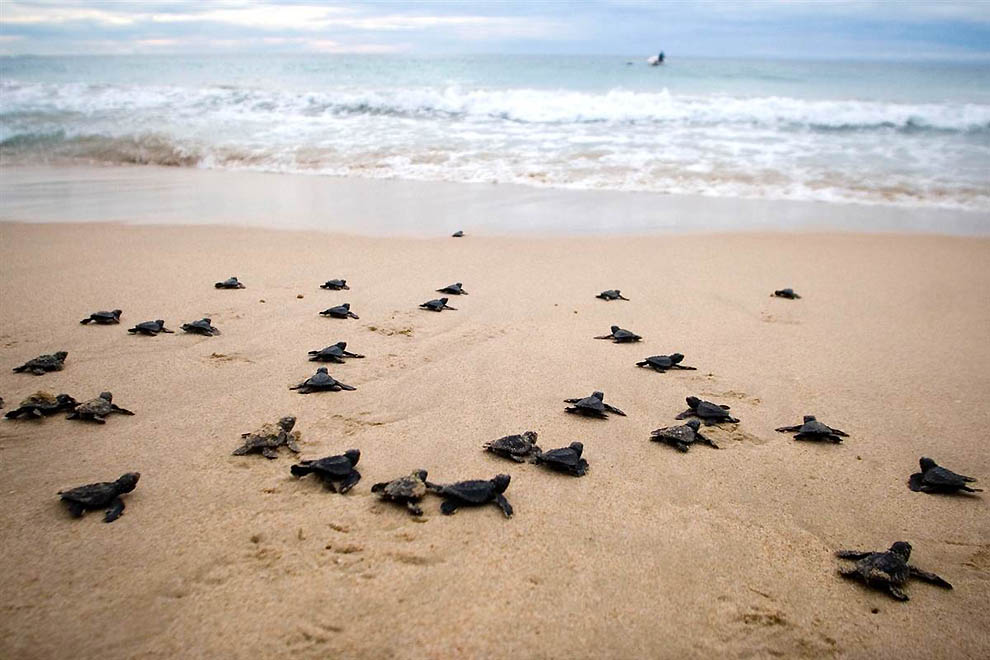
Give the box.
[59,472,140,523]
[775,415,848,443]
[320,303,359,319]
[594,325,641,343]
[320,279,350,290]
[675,396,739,425]
[596,290,629,301]
[484,431,540,463]
[215,276,245,289]
[909,458,981,495]
[12,351,67,375]
[4,391,78,420]
[66,391,134,423]
[420,297,456,312]
[128,320,173,336]
[307,341,365,363]
[451,230,464,238]
[428,474,513,517]
[773,288,801,299]
[650,419,718,452]
[371,470,430,515]
[290,367,356,394]
[181,318,220,336]
[232,416,300,459]
[636,353,696,372]
[290,449,361,493]
[564,391,626,418]
[80,309,122,325]
[535,442,588,476]
[436,282,468,295]
[837,541,952,601]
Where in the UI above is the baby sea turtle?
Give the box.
[12,351,67,375]
[59,472,140,523]
[320,303,359,319]
[420,297,456,312]
[484,431,541,463]
[596,290,629,301]
[675,396,739,425]
[66,392,134,423]
[436,282,468,295]
[80,309,122,325]
[307,341,365,363]
[650,419,718,452]
[451,230,464,238]
[836,541,952,601]
[564,391,626,418]
[181,318,220,336]
[232,416,300,459]
[775,415,848,443]
[909,458,981,495]
[371,470,430,516]
[290,367,356,393]
[428,474,513,517]
[4,391,78,420]
[534,442,588,476]
[215,276,245,289]
[128,319,173,335]
[773,288,801,299]
[636,353,696,372]
[320,279,350,290]
[290,449,361,493]
[594,325,641,342]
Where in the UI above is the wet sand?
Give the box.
[0,219,988,659]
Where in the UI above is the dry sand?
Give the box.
[1,221,988,659]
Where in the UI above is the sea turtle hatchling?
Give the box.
[420,297,456,312]
[59,472,140,523]
[428,474,513,517]
[909,458,981,494]
[232,416,300,459]
[4,391,78,420]
[564,391,626,418]
[12,351,68,375]
[436,282,468,295]
[320,303,359,319]
[675,396,739,425]
[534,442,588,476]
[290,367,356,393]
[594,325,641,343]
[128,320,173,335]
[66,392,134,423]
[775,415,848,443]
[307,341,365,363]
[484,431,541,463]
[836,541,952,601]
[215,276,245,289]
[451,230,464,238]
[650,419,718,452]
[773,288,801,299]
[371,470,431,515]
[290,449,361,493]
[80,309,122,324]
[596,290,629,301]
[181,318,220,336]
[320,279,350,290]
[636,353,696,372]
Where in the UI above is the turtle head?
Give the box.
[569,442,584,456]
[99,391,113,402]
[686,396,701,408]
[439,297,449,304]
[316,367,328,374]
[669,353,684,363]
[591,391,605,400]
[685,419,701,431]
[335,341,347,349]
[341,303,350,309]
[888,541,912,560]
[202,318,212,324]
[115,472,141,493]
[344,449,361,466]
[803,415,817,422]
[155,319,166,326]
[413,469,428,481]
[522,431,538,443]
[919,457,938,472]
[112,309,122,316]
[56,394,77,406]
[610,325,620,333]
[277,416,296,432]
[492,474,511,493]
[54,351,68,360]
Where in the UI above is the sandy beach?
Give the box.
[1,205,988,658]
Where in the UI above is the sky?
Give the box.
[1,0,989,59]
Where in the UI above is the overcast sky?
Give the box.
[2,1,989,59]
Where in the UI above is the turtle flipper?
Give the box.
[405,501,423,516]
[371,482,387,493]
[80,318,92,324]
[104,497,125,523]
[960,485,983,492]
[494,494,513,518]
[261,447,279,459]
[675,410,694,420]
[336,382,357,391]
[673,365,697,370]
[698,433,719,449]
[907,474,926,491]
[290,464,313,477]
[909,566,952,589]
[64,500,86,517]
[618,294,629,300]
[440,499,459,515]
[836,550,871,560]
[111,405,135,416]
[347,312,360,319]
[285,434,301,453]
[887,585,909,601]
[774,425,802,434]
[593,334,613,340]
[603,404,626,416]
[339,470,361,494]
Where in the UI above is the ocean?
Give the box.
[2,54,989,212]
